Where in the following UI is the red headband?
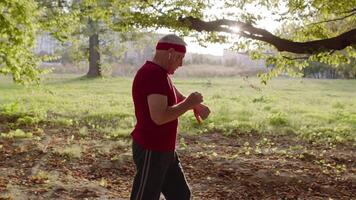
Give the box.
[156,42,186,53]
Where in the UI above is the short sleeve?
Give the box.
[144,70,169,96]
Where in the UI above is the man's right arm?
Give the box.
[147,92,202,125]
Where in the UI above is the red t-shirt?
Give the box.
[131,61,178,152]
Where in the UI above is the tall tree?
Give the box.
[37,0,123,78]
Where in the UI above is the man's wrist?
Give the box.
[181,99,194,110]
[193,103,202,109]
[178,95,186,103]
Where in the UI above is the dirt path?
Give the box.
[0,122,355,199]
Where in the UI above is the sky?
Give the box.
[184,37,228,56]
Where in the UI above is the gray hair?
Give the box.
[158,34,187,46]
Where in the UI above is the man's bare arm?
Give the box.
[148,92,202,125]
[174,86,186,102]
[174,87,210,119]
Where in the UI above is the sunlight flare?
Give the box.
[230,26,240,33]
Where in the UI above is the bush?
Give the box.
[16,116,41,126]
[1,101,20,115]
[298,126,353,143]
[0,129,33,139]
[268,112,288,126]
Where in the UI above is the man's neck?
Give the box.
[152,56,169,71]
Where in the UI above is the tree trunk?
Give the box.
[86,33,101,77]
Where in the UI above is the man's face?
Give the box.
[167,52,185,74]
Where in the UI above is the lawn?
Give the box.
[1,75,355,143]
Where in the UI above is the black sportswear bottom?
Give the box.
[130,141,191,200]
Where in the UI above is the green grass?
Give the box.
[1,75,355,144]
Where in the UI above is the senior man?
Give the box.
[130,34,210,200]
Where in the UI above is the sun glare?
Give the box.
[230,26,240,33]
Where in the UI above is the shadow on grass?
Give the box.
[43,74,105,86]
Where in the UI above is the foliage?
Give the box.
[190,0,356,82]
[0,129,33,139]
[16,116,41,126]
[268,112,288,127]
[1,0,356,83]
[298,126,353,143]
[0,0,42,84]
[1,101,20,115]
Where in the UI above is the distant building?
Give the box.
[34,33,61,55]
[184,52,223,65]
[33,33,269,69]
[123,41,155,65]
[222,50,265,68]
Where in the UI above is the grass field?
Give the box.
[0,75,355,199]
[1,75,355,143]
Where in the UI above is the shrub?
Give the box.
[298,126,353,143]
[16,116,41,126]
[0,129,33,139]
[1,101,20,115]
[268,112,288,126]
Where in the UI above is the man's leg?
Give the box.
[161,152,191,200]
[130,141,174,200]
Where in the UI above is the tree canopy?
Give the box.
[1,0,355,84]
[132,0,355,82]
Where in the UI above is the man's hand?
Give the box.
[185,92,203,109]
[193,104,210,123]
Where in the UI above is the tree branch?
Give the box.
[179,16,356,54]
[307,11,356,26]
[338,8,356,14]
[282,55,310,60]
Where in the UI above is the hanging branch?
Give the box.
[178,16,356,54]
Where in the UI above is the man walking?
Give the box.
[130,34,210,200]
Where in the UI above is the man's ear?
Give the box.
[167,48,174,60]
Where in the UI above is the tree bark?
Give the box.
[86,33,101,77]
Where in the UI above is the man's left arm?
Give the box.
[174,87,211,121]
